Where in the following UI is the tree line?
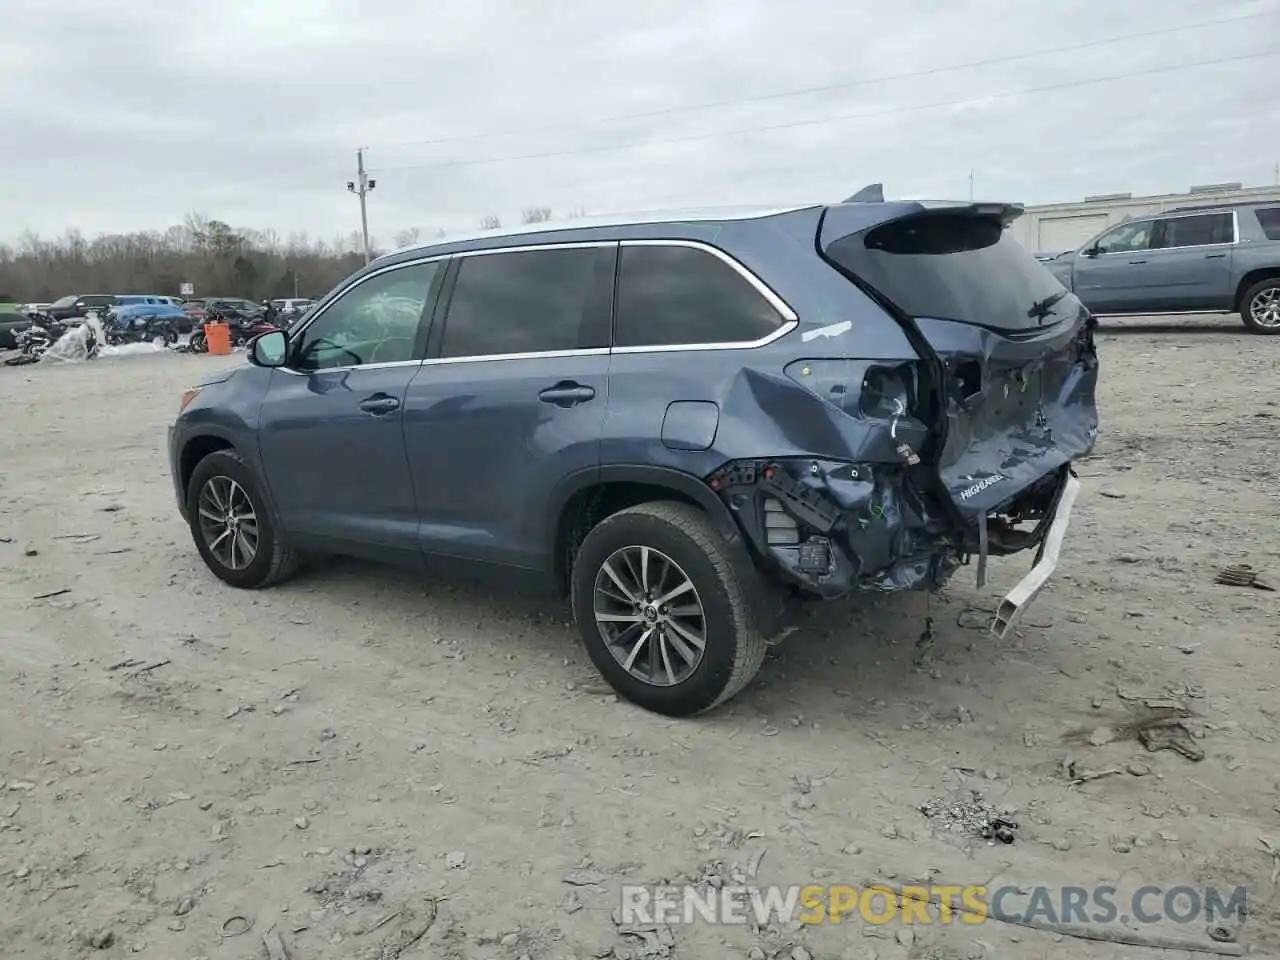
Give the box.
[0,207,577,303]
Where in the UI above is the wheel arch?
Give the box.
[548,465,744,595]
[1234,268,1280,310]
[177,430,238,502]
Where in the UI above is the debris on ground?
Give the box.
[1136,722,1204,761]
[919,790,1018,843]
[1064,703,1196,750]
[1259,837,1280,885]
[613,921,676,959]
[262,926,290,960]
[1214,563,1275,591]
[371,902,437,959]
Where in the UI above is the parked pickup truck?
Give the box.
[1041,202,1280,334]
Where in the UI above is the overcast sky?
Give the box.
[2,0,1277,246]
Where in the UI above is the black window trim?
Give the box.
[279,255,449,375]
[424,240,617,366]
[612,239,799,354]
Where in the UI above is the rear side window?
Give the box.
[1255,207,1280,240]
[1154,212,1232,248]
[439,246,609,358]
[615,244,784,347]
[825,212,1078,332]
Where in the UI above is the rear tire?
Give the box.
[1240,277,1280,334]
[189,331,207,353]
[570,501,767,716]
[186,449,298,589]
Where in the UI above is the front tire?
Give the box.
[570,501,767,717]
[1240,277,1280,334]
[186,449,298,588]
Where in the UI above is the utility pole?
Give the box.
[968,169,975,201]
[346,148,376,264]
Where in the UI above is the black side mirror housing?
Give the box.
[248,329,288,368]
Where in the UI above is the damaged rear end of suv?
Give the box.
[628,197,1100,711]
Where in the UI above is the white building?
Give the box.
[1011,182,1280,255]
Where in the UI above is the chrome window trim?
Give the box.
[451,240,618,258]
[1089,209,1237,256]
[278,238,802,373]
[421,347,611,367]
[276,358,424,376]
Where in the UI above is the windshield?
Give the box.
[825,211,1082,331]
[51,295,77,307]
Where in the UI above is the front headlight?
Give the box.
[179,387,202,413]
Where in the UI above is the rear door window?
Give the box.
[824,211,1080,332]
[614,243,785,347]
[1254,207,1280,240]
[1153,212,1232,248]
[438,245,612,359]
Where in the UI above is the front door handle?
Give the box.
[539,381,596,407]
[1205,252,1227,259]
[359,393,400,416]
[1128,259,1147,264]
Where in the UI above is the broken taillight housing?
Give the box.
[784,359,919,420]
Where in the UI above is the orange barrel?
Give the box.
[204,322,232,355]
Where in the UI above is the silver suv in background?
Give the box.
[1042,203,1280,333]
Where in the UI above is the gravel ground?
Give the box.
[1,314,1278,960]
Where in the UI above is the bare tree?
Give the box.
[394,227,423,248]
[521,207,552,224]
[480,215,502,231]
[0,217,368,302]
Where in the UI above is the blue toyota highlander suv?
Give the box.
[169,198,1100,716]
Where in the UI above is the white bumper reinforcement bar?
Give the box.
[990,472,1082,639]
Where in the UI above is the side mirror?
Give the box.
[248,329,288,367]
[1082,245,1101,258]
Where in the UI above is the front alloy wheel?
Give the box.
[185,448,298,588]
[593,545,707,687]
[196,476,259,571]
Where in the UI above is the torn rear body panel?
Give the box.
[691,201,1100,601]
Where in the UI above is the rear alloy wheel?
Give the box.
[1241,278,1280,334]
[186,449,298,588]
[571,501,767,716]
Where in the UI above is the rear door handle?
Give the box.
[539,381,596,407]
[1128,259,1147,264]
[1205,252,1227,259]
[359,393,400,416]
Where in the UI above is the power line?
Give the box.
[369,49,1277,175]
[372,12,1270,152]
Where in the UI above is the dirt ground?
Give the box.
[1,315,1278,960]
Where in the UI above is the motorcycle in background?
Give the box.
[101,306,179,347]
[4,312,99,365]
